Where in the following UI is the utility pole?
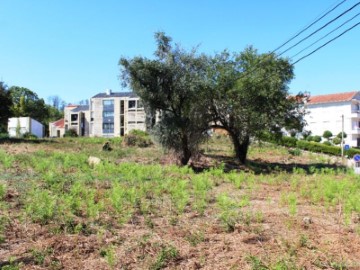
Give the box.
[341,114,344,158]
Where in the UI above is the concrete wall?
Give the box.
[8,117,44,138]
[90,96,146,137]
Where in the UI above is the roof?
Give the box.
[51,118,64,128]
[92,91,138,99]
[307,91,359,105]
[70,105,89,112]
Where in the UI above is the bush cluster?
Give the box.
[122,129,153,148]
[263,133,360,157]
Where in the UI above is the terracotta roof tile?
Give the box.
[51,118,64,128]
[308,91,358,104]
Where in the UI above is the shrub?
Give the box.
[296,140,341,156]
[306,135,321,142]
[337,132,347,139]
[64,129,78,137]
[332,137,341,145]
[23,132,38,139]
[323,130,332,140]
[0,133,9,140]
[122,129,153,147]
[323,141,331,146]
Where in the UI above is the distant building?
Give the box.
[8,117,44,138]
[304,91,360,147]
[49,118,65,138]
[49,90,146,137]
[90,90,146,137]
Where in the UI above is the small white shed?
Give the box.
[7,117,44,138]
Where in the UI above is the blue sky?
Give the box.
[1,0,359,104]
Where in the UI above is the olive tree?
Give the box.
[206,47,305,163]
[119,32,210,165]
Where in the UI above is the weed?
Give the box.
[217,193,242,232]
[26,189,57,224]
[299,234,308,247]
[246,255,268,270]
[31,248,53,265]
[150,245,179,270]
[185,230,205,246]
[100,245,117,269]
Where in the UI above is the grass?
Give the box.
[0,136,359,268]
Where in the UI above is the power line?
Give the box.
[292,21,360,65]
[273,0,348,54]
[290,11,360,59]
[234,0,350,82]
[279,1,360,56]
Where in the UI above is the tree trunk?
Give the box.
[180,134,192,166]
[230,133,250,164]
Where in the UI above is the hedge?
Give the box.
[261,133,360,157]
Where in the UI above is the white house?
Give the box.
[304,91,360,147]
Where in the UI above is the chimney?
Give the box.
[106,89,112,95]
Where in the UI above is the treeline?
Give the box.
[0,82,65,135]
[120,32,306,165]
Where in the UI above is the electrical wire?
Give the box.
[291,11,360,59]
[279,1,360,56]
[272,0,348,54]
[292,21,360,65]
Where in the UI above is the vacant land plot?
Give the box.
[0,136,360,269]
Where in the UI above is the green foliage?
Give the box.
[8,86,49,124]
[296,140,340,156]
[288,148,301,156]
[205,48,302,163]
[120,32,210,165]
[26,189,57,224]
[64,129,78,137]
[0,81,13,133]
[150,245,179,270]
[337,132,347,139]
[22,132,38,139]
[323,130,333,139]
[323,141,332,146]
[123,129,153,147]
[332,137,341,145]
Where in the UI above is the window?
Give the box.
[129,100,136,109]
[71,114,78,122]
[137,100,144,108]
[103,122,114,133]
[103,99,114,106]
[120,100,125,114]
[103,111,114,117]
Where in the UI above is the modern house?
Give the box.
[49,90,146,137]
[304,91,360,147]
[8,117,44,138]
[90,90,146,137]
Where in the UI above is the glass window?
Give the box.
[137,100,143,108]
[129,100,136,109]
[103,111,114,117]
[71,114,78,121]
[103,99,114,106]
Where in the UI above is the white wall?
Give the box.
[7,117,44,138]
[305,100,360,147]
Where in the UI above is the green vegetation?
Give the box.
[120,32,304,165]
[0,137,359,268]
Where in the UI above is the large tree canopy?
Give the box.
[206,47,305,163]
[8,86,50,124]
[0,81,12,133]
[120,33,305,165]
[120,32,211,165]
